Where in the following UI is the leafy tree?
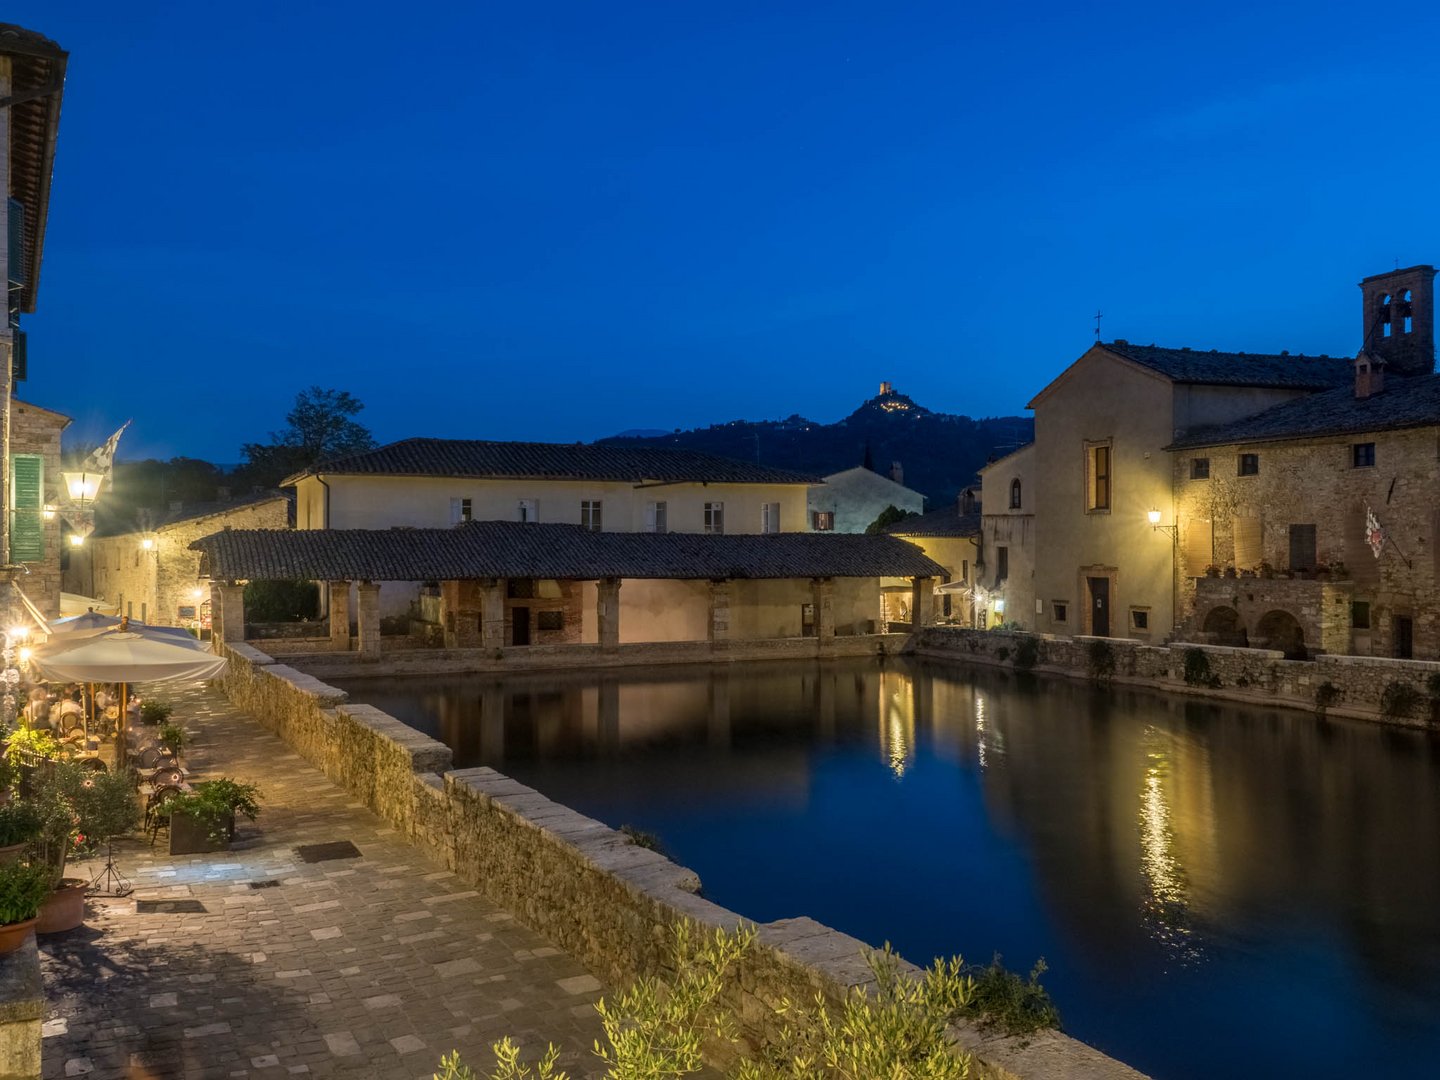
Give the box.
[243,579,320,623]
[865,504,918,535]
[236,387,376,489]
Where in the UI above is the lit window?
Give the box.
[645,500,667,533]
[704,502,725,535]
[762,502,781,534]
[1053,601,1068,623]
[1352,443,1376,468]
[812,511,835,532]
[1087,442,1112,511]
[1191,458,1210,480]
[1009,479,1022,509]
[581,500,602,532]
[1238,453,1259,476]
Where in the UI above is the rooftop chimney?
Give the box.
[1354,353,1385,399]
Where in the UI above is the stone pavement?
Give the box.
[39,684,608,1079]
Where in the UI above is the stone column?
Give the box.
[811,577,835,643]
[214,582,245,644]
[328,581,351,651]
[708,579,731,647]
[597,577,621,650]
[356,581,382,660]
[480,579,506,652]
[910,577,933,632]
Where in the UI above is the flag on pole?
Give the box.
[81,421,130,492]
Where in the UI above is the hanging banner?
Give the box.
[1365,504,1386,559]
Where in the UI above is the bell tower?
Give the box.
[1359,265,1436,377]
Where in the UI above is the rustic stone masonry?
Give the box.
[912,627,1440,726]
[215,642,1145,1080]
[0,937,41,1080]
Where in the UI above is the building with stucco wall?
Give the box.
[807,465,924,533]
[885,495,980,626]
[66,494,289,629]
[974,445,1035,629]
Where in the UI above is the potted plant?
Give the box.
[0,803,42,864]
[157,721,187,761]
[139,699,172,727]
[0,860,52,954]
[35,770,141,931]
[158,778,261,855]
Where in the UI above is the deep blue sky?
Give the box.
[11,2,1440,462]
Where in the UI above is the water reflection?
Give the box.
[335,658,1440,1080]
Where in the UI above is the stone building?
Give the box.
[286,438,821,619]
[65,494,289,629]
[973,445,1036,629]
[190,523,945,657]
[807,464,924,533]
[0,25,67,629]
[885,493,980,626]
[1171,265,1440,659]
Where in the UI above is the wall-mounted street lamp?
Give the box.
[61,470,102,507]
[140,536,155,551]
[41,504,55,522]
[1147,508,1179,540]
[68,533,84,548]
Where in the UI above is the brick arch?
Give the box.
[1200,605,1247,647]
[1255,608,1307,660]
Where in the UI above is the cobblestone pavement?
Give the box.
[40,684,608,1080]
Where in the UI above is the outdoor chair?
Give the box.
[146,783,188,846]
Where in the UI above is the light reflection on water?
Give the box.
[334,657,1440,1080]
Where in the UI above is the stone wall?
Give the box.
[215,641,1143,1080]
[0,937,41,1080]
[1173,427,1440,659]
[911,627,1440,725]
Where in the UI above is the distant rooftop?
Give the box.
[1169,373,1440,449]
[286,438,822,487]
[886,504,981,539]
[1103,341,1354,390]
[191,521,947,582]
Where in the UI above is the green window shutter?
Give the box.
[10,453,43,562]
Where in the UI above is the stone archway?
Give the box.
[1256,609,1307,660]
[1200,605,1248,648]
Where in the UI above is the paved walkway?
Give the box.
[40,684,607,1080]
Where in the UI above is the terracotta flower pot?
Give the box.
[0,918,36,955]
[37,879,87,935]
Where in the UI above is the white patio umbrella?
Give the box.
[28,630,227,767]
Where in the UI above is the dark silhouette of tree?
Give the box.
[236,387,376,490]
[866,504,917,534]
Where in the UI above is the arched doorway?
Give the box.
[1200,606,1247,648]
[1256,609,1307,660]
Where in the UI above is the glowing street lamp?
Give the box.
[61,470,102,506]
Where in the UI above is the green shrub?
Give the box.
[158,722,187,755]
[0,803,42,847]
[964,955,1060,1036]
[1380,680,1422,720]
[140,699,173,726]
[619,824,664,855]
[1314,681,1341,716]
[1182,648,1211,688]
[243,579,320,622]
[157,778,261,845]
[1012,636,1040,672]
[0,861,52,926]
[1086,640,1115,684]
[434,923,1064,1080]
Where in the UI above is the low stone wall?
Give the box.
[257,634,909,680]
[910,627,1440,725]
[215,642,1143,1080]
[0,938,41,1080]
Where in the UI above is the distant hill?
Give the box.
[599,384,1032,506]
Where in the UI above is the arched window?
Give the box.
[1380,293,1393,338]
[1009,478,1022,509]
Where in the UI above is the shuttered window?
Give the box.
[1288,524,1317,571]
[9,454,42,562]
[1233,514,1262,570]
[1182,516,1213,576]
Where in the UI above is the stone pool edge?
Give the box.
[213,640,1145,1080]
